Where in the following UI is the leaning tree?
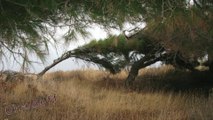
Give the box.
[38,32,201,86]
[0,0,212,86]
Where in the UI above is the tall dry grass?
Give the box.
[1,66,213,120]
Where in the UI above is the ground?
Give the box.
[1,65,213,120]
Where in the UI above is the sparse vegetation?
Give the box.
[1,66,213,120]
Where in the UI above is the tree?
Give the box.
[0,0,146,68]
[0,0,212,80]
[38,32,201,87]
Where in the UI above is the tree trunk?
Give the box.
[125,63,140,87]
[209,61,213,73]
[125,54,164,87]
[38,51,120,76]
[38,51,73,76]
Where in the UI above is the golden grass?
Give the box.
[1,66,213,120]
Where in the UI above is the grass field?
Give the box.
[1,65,213,120]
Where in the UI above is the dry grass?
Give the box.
[1,66,213,120]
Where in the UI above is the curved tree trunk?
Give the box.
[38,51,73,76]
[209,61,213,73]
[125,54,165,87]
[38,50,121,77]
[125,52,199,88]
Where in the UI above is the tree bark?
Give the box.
[209,61,213,73]
[76,55,120,74]
[38,51,120,76]
[38,54,72,76]
[125,54,164,87]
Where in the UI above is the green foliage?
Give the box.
[0,0,213,70]
[144,5,213,58]
[80,34,154,57]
